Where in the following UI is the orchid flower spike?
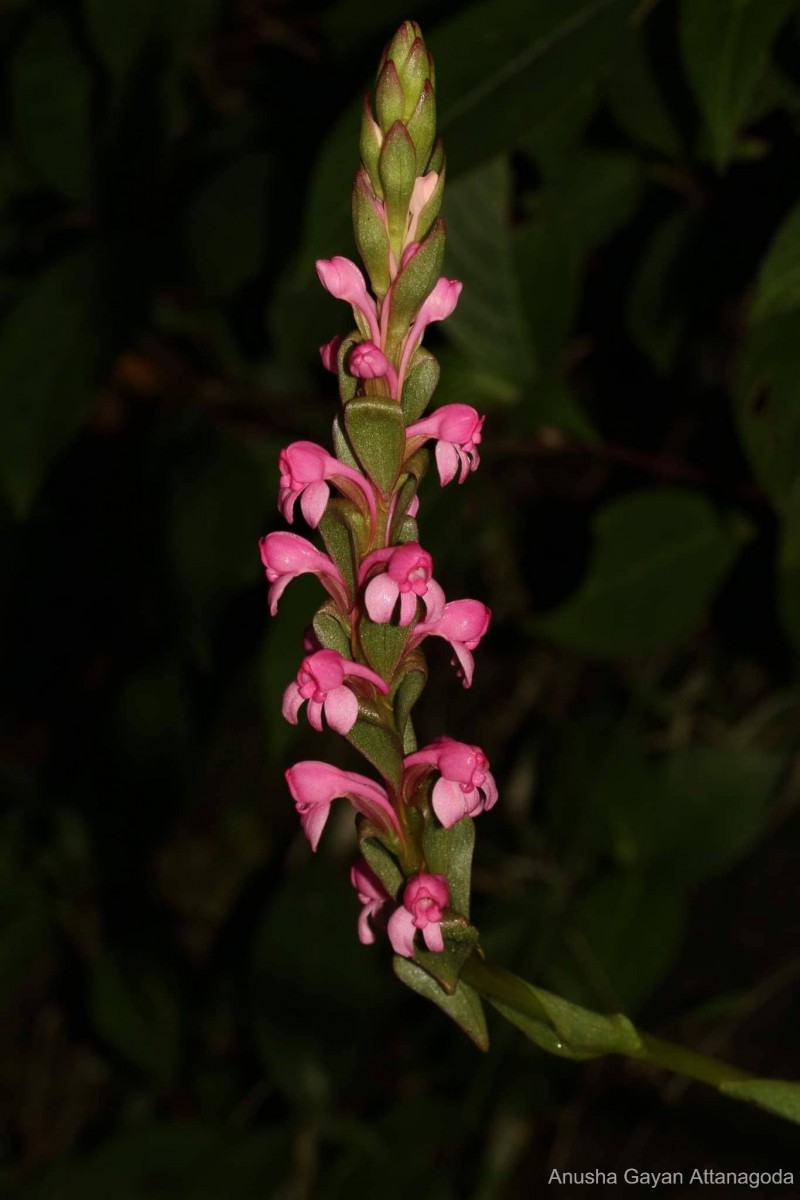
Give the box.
[412,598,492,687]
[279,440,377,528]
[285,761,400,851]
[360,542,445,627]
[259,531,348,616]
[282,649,388,736]
[406,404,485,486]
[404,736,498,828]
[388,873,450,957]
[350,860,391,945]
[316,256,380,343]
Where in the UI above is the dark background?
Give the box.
[1,0,800,1195]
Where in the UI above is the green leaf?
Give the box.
[84,0,159,81]
[414,918,480,995]
[473,965,642,1060]
[393,652,427,740]
[735,315,800,510]
[344,396,405,495]
[359,616,410,679]
[393,956,489,1051]
[720,1078,800,1127]
[0,252,100,516]
[90,954,181,1086]
[312,602,352,657]
[513,215,581,377]
[532,150,644,252]
[750,199,800,324]
[190,154,271,299]
[545,871,688,1013]
[433,0,641,176]
[401,350,440,423]
[442,158,535,386]
[358,834,404,897]
[605,27,682,156]
[347,718,403,789]
[422,816,476,917]
[679,0,795,170]
[318,499,359,595]
[658,746,783,884]
[165,429,265,657]
[627,209,695,373]
[533,489,743,656]
[11,14,93,200]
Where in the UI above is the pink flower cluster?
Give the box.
[259,38,495,962]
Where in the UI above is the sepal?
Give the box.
[344,395,406,495]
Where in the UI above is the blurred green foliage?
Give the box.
[1,0,800,1193]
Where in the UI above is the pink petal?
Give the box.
[267,574,291,616]
[300,480,330,528]
[357,903,378,945]
[422,922,444,953]
[387,906,417,958]
[422,579,446,623]
[307,699,324,731]
[482,772,499,810]
[323,685,359,735]
[435,441,459,486]
[365,575,400,623]
[431,777,469,828]
[451,641,475,688]
[281,681,304,725]
[398,590,418,626]
[299,802,331,852]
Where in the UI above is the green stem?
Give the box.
[461,956,754,1091]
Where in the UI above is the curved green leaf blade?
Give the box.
[532,489,743,656]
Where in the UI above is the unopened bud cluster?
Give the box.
[260,22,494,964]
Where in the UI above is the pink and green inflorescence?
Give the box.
[260,21,494,963]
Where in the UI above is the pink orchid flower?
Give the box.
[406,404,485,486]
[398,277,462,382]
[406,171,439,246]
[412,598,491,687]
[279,440,376,528]
[282,648,388,736]
[350,859,391,945]
[404,736,498,828]
[316,256,380,343]
[348,341,399,396]
[388,873,450,957]
[259,531,348,616]
[285,761,400,852]
[319,335,343,373]
[359,542,445,626]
